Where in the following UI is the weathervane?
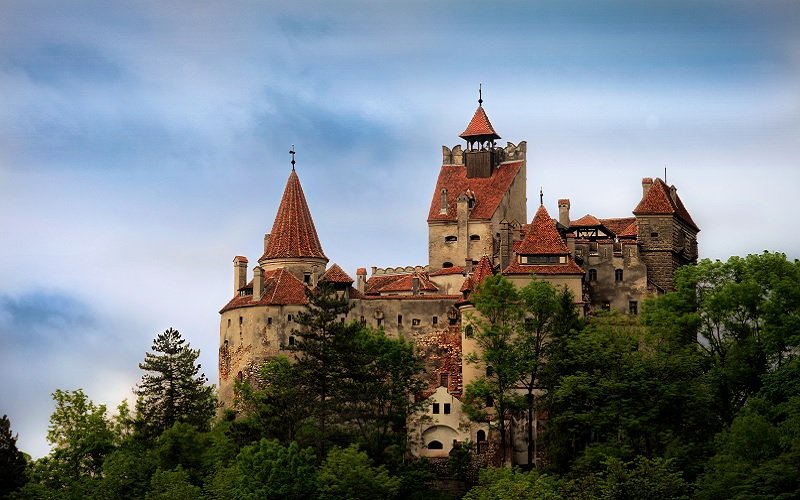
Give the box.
[290,145,296,171]
[478,83,483,106]
[540,187,544,206]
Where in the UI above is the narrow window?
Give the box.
[303,273,311,285]
[465,324,474,338]
[267,317,272,326]
[432,316,438,326]
[412,318,421,327]
[239,316,243,325]
[398,314,403,325]
[440,372,449,388]
[227,318,231,327]
[288,335,295,346]
[477,430,486,442]
[615,269,623,282]
[588,269,597,282]
[444,403,451,414]
[629,301,638,315]
[433,403,440,414]
[287,314,293,322]
[440,188,448,214]
[445,235,457,243]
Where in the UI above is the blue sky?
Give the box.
[1,0,798,457]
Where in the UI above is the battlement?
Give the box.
[370,265,430,276]
[441,141,526,165]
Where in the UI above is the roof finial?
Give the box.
[478,83,483,106]
[539,187,543,206]
[664,165,667,184]
[290,145,296,171]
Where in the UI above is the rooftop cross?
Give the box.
[540,187,544,206]
[478,83,483,106]
[290,145,296,171]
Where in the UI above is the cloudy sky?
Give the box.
[1,0,798,457]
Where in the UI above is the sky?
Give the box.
[1,0,798,458]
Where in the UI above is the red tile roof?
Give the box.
[260,170,327,261]
[220,267,308,312]
[571,214,602,227]
[516,205,570,255]
[378,273,439,293]
[617,220,638,238]
[599,217,636,235]
[429,265,466,276]
[460,255,494,292]
[427,161,523,222]
[459,105,500,140]
[320,263,353,284]
[633,178,699,231]
[503,259,585,275]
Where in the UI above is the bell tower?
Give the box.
[459,85,502,178]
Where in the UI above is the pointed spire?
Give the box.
[516,205,570,255]
[459,88,501,141]
[260,169,327,261]
[539,187,543,206]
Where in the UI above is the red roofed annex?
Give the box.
[218,95,700,464]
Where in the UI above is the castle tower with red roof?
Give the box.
[258,167,329,286]
[428,94,527,274]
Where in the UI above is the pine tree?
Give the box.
[135,328,215,438]
[0,414,27,498]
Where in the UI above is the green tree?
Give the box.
[317,444,400,500]
[145,466,201,500]
[208,439,318,500]
[0,414,27,498]
[463,275,524,465]
[464,467,561,500]
[135,328,215,438]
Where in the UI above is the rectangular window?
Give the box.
[287,314,293,322]
[267,317,272,326]
[227,318,231,327]
[239,316,243,325]
[629,301,638,315]
[615,269,624,282]
[433,403,440,414]
[440,372,449,388]
[444,403,451,414]
[398,314,403,325]
[432,316,438,326]
[303,273,311,285]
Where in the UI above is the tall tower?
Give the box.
[427,93,527,272]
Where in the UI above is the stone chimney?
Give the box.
[252,266,264,301]
[412,276,420,295]
[669,185,678,204]
[558,199,571,228]
[263,233,270,254]
[356,268,367,293]
[233,256,248,294]
[642,178,653,197]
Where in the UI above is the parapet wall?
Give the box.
[371,265,430,276]
[442,141,527,165]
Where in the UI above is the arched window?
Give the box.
[470,234,480,241]
[615,269,623,282]
[443,262,453,268]
[427,440,444,450]
[588,269,597,282]
[477,430,486,442]
[445,235,458,243]
[440,189,448,214]
[465,324,474,338]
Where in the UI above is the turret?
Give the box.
[233,256,248,293]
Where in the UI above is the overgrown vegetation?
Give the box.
[5,252,799,499]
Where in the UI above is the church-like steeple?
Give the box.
[260,169,327,262]
[459,87,502,179]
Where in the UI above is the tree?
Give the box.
[317,445,400,500]
[463,275,524,465]
[135,328,215,438]
[0,414,27,498]
[516,280,561,468]
[464,467,561,500]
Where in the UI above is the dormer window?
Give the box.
[440,188,448,214]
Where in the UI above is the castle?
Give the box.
[218,98,699,464]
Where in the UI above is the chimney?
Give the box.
[233,256,248,294]
[263,233,270,253]
[412,276,420,295]
[252,266,264,301]
[669,185,677,204]
[356,267,367,293]
[642,178,653,197]
[558,199,571,228]
[464,258,474,274]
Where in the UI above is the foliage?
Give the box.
[145,466,201,500]
[463,467,561,500]
[0,414,27,498]
[135,328,215,439]
[317,444,401,500]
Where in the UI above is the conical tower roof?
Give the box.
[260,169,327,261]
[459,105,501,140]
